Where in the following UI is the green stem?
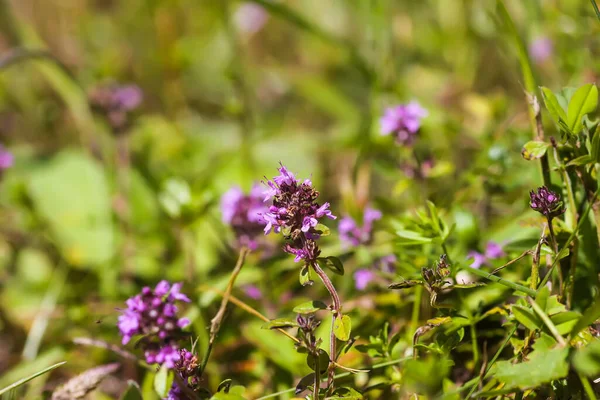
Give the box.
[528,297,567,346]
[591,0,600,22]
[538,189,599,290]
[313,350,320,399]
[579,371,598,400]
[409,285,423,340]
[470,323,480,366]
[463,266,537,297]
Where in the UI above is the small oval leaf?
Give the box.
[261,318,299,330]
[333,315,352,341]
[293,300,328,314]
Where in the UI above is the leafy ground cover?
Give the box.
[2,0,600,399]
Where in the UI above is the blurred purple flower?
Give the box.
[89,83,143,133]
[221,184,268,250]
[374,254,397,273]
[234,3,269,35]
[117,280,190,368]
[354,269,375,290]
[339,207,382,247]
[243,284,262,300]
[529,36,553,64]
[467,241,505,269]
[380,101,428,145]
[0,145,13,170]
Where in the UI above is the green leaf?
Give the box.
[395,229,433,245]
[261,318,299,330]
[512,305,542,331]
[306,349,329,374]
[153,364,173,398]
[449,283,486,289]
[313,223,330,237]
[550,311,581,335]
[292,300,328,314]
[567,83,598,134]
[566,155,592,167]
[573,339,600,376]
[0,361,66,396]
[317,256,344,275]
[541,86,568,125]
[295,373,315,395]
[521,141,551,160]
[333,315,352,341]
[120,381,143,400]
[571,293,600,338]
[299,264,314,286]
[491,347,569,389]
[217,379,232,393]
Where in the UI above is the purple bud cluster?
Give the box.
[89,83,142,133]
[262,165,336,263]
[117,281,190,368]
[166,349,201,400]
[380,101,428,146]
[221,185,268,250]
[529,186,565,219]
[339,207,382,248]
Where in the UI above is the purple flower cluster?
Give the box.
[166,349,201,400]
[339,207,382,248]
[380,101,428,146]
[529,36,553,64]
[353,255,397,291]
[221,185,268,250]
[89,83,142,133]
[529,186,565,219]
[117,281,190,368]
[262,164,336,263]
[467,241,505,269]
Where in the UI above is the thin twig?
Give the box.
[312,261,342,392]
[490,250,532,275]
[200,247,249,374]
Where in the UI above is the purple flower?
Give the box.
[380,101,428,145]
[262,163,336,263]
[243,284,262,300]
[529,36,553,64]
[354,269,375,290]
[89,83,143,133]
[467,241,505,269]
[339,207,382,247]
[0,145,13,170]
[221,184,269,250]
[117,281,190,367]
[529,186,565,219]
[234,3,269,35]
[374,254,397,273]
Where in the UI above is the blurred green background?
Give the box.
[1,0,599,398]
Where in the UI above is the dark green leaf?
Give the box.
[512,305,543,331]
[566,155,592,167]
[217,379,232,393]
[295,373,315,395]
[317,256,344,275]
[306,349,329,374]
